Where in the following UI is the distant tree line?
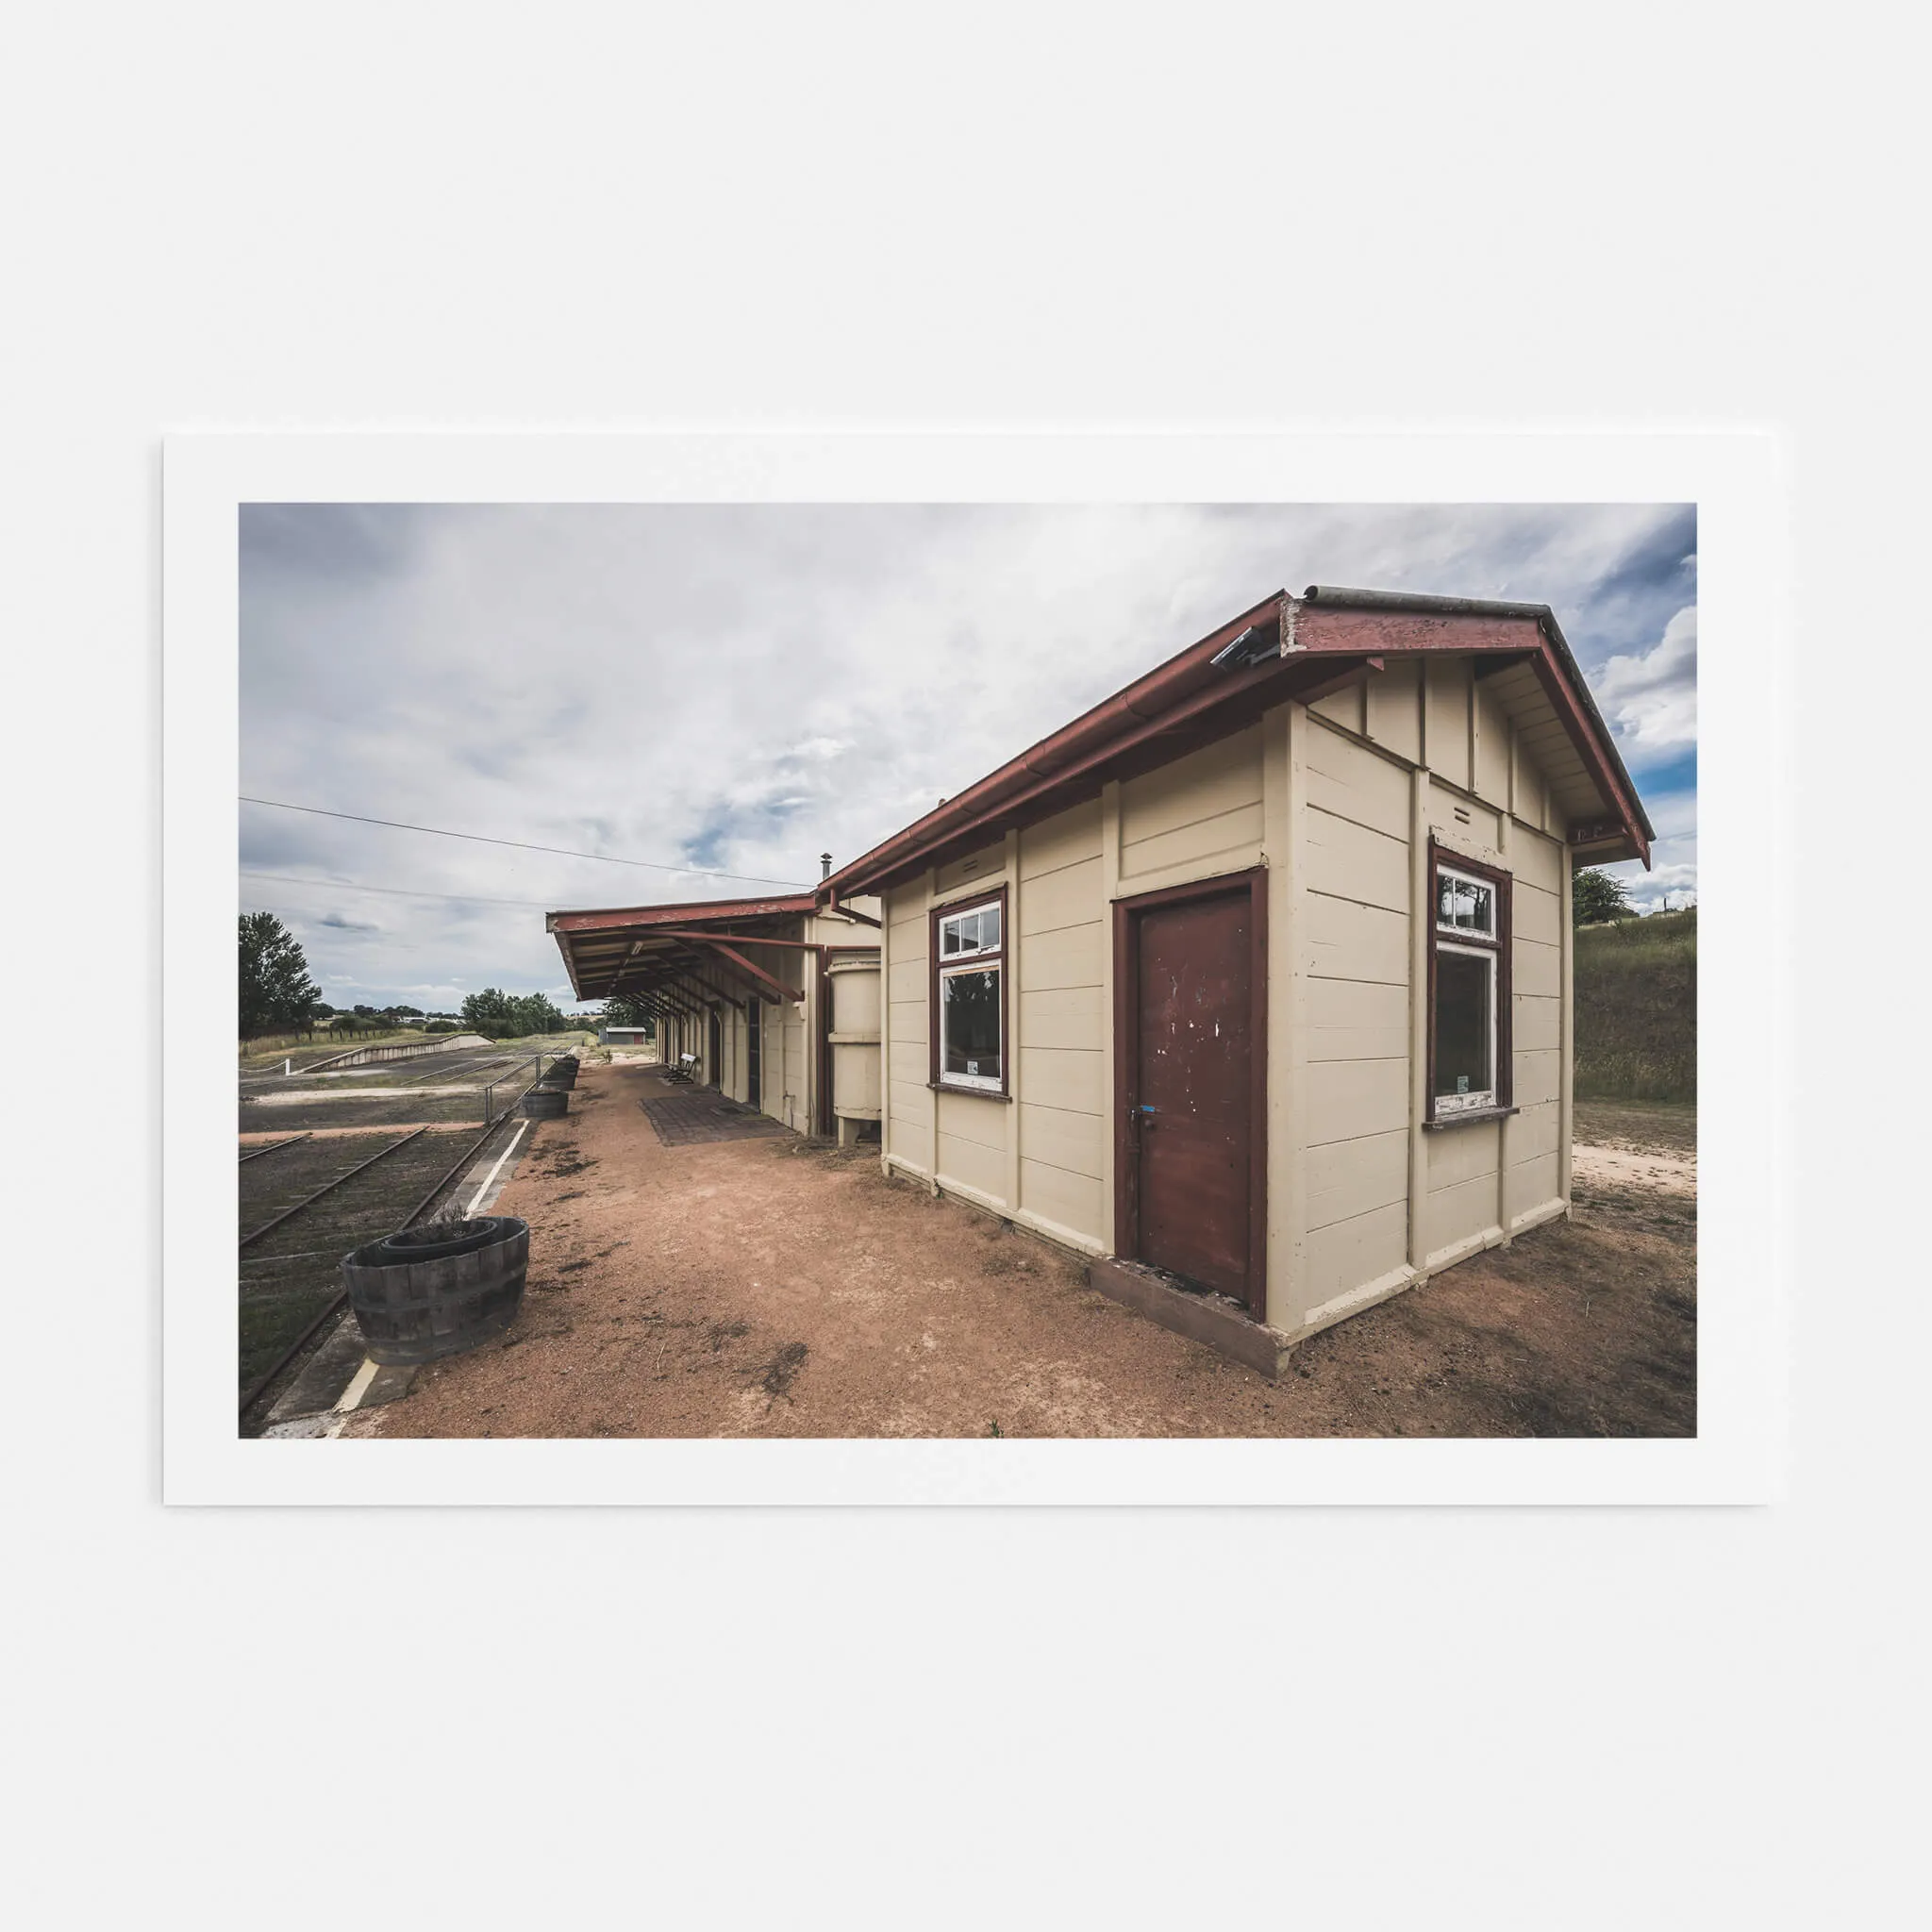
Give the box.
[459,988,573,1039]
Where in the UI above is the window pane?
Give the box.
[941,904,1001,958]
[1438,871,1495,937]
[941,967,1002,1081]
[1433,949,1492,1100]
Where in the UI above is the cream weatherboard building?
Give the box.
[813,586,1652,1372]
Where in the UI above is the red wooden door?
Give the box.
[1130,889,1256,1304]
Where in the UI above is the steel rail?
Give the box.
[237,1065,554,1421]
[238,1132,313,1164]
[238,1126,429,1251]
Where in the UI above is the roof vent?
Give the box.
[820,853,832,879]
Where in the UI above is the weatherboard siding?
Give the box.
[1289,716,1417,1329]
[867,653,1581,1337]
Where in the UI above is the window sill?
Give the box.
[927,1081,1014,1103]
[1423,1106,1519,1131]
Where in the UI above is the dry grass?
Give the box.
[1574,907,1695,1103]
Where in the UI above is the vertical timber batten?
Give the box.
[1002,825,1022,1215]
[1495,807,1514,1240]
[1559,842,1575,1211]
[1262,700,1304,1332]
[1098,779,1122,1253]
[1407,762,1432,1274]
[877,895,891,1174]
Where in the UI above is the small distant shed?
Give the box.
[815,586,1652,1368]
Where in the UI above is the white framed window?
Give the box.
[930,890,1007,1094]
[1429,847,1511,1122]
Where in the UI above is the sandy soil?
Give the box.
[349,1063,1695,1441]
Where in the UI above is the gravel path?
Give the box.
[348,1061,1696,1440]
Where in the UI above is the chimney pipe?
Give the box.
[820,852,832,880]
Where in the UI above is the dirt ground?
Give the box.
[350,1067,1696,1441]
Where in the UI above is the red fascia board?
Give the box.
[1526,650,1651,868]
[547,894,816,935]
[1291,602,1542,659]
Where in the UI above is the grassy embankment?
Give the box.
[1573,906,1695,1104]
[238,1028,432,1068]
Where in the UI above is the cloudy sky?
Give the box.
[240,503,1696,1012]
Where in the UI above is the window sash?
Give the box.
[938,898,1002,961]
[1429,869,1499,942]
[1433,941,1497,1113]
[1436,863,1498,942]
[938,960,1003,1090]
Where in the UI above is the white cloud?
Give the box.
[1600,785,1696,911]
[1596,605,1696,754]
[242,504,1698,1001]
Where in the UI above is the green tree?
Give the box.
[239,911,322,1040]
[460,988,517,1037]
[1573,867,1636,925]
[461,987,570,1040]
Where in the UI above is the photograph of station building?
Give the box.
[550,583,1652,1370]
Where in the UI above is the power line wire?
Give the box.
[239,796,810,890]
[240,870,556,910]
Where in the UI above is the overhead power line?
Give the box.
[240,796,811,890]
[240,870,554,910]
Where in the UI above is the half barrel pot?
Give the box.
[341,1217,531,1365]
[521,1086,568,1118]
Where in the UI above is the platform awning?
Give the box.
[546,894,821,1007]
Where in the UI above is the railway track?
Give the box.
[236,1065,550,1425]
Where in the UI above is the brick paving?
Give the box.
[640,1089,792,1147]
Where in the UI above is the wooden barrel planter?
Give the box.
[521,1086,568,1118]
[341,1217,530,1365]
[541,1063,577,1089]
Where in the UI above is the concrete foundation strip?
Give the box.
[465,1120,530,1217]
